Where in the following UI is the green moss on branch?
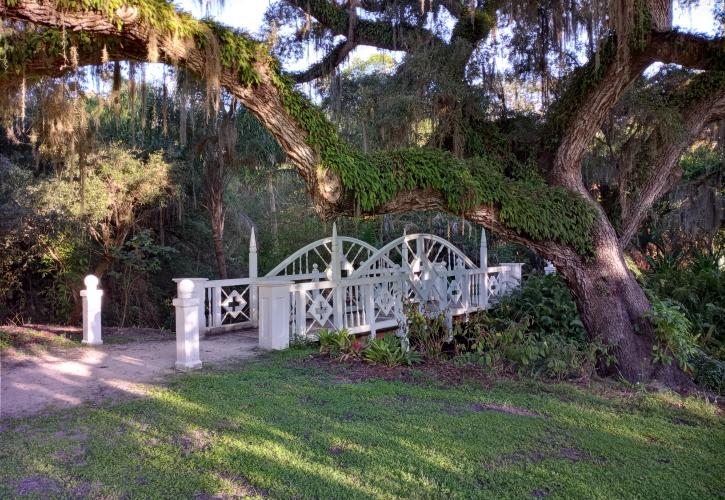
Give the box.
[270,71,595,254]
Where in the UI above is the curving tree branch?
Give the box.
[283,0,444,51]
[619,82,725,247]
[292,38,357,83]
[283,0,493,81]
[0,0,531,252]
[0,30,147,96]
[547,29,724,192]
[646,31,725,70]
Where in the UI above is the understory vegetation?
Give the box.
[641,244,725,394]
[0,349,722,498]
[318,263,725,394]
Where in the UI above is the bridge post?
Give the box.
[173,279,202,371]
[331,223,344,328]
[212,285,222,328]
[479,228,488,271]
[259,280,292,350]
[415,234,425,272]
[249,228,258,326]
[501,263,523,284]
[365,283,377,339]
[295,289,307,338]
[455,258,470,309]
[544,261,557,275]
[401,229,410,298]
[479,229,489,309]
[330,222,341,282]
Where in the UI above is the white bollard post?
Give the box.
[258,280,292,350]
[173,279,202,371]
[173,278,208,338]
[81,275,103,345]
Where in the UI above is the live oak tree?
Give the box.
[1,0,723,387]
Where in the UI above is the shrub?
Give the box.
[641,244,724,391]
[645,296,698,372]
[449,273,614,380]
[642,246,724,360]
[362,335,420,367]
[406,305,450,359]
[317,328,353,358]
[691,350,725,395]
[488,274,586,343]
[454,312,611,380]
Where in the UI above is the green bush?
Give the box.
[488,274,586,343]
[406,306,450,359]
[317,328,354,358]
[645,296,698,371]
[641,245,725,392]
[453,312,610,380]
[642,246,724,360]
[449,273,613,380]
[691,350,725,395]
[362,335,420,367]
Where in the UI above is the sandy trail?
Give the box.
[1,331,259,419]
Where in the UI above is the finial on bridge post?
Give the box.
[330,222,341,282]
[479,228,488,271]
[249,227,258,324]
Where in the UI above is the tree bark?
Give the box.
[557,216,692,388]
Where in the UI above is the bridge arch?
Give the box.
[265,224,394,281]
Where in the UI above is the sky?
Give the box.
[136,0,719,91]
[172,0,719,75]
[173,0,396,72]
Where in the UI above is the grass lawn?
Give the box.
[1,348,723,499]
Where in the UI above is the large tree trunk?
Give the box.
[555,214,693,388]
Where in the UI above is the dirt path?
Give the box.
[1,331,259,419]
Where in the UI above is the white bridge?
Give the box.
[173,224,522,351]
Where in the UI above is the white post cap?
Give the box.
[84,274,99,290]
[177,279,195,299]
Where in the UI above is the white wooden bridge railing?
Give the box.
[173,225,523,356]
